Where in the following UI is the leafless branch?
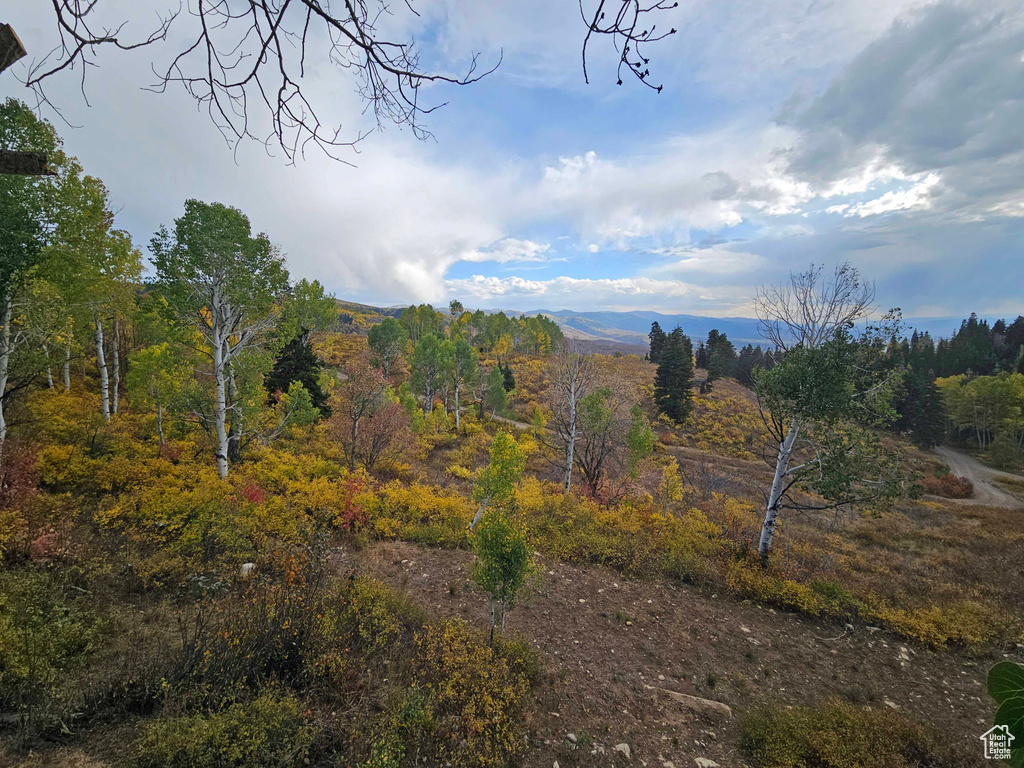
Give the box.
[23,1,681,160]
[755,263,875,352]
[23,0,498,162]
[579,0,678,91]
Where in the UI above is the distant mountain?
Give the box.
[528,310,765,347]
[332,300,1006,352]
[525,310,1004,352]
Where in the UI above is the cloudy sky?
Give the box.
[3,0,1023,317]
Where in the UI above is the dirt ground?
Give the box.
[341,540,1009,768]
[935,446,1024,509]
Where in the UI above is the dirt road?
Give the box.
[935,446,1024,508]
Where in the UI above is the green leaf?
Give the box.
[989,662,1024,705]
[1010,747,1024,768]
[995,696,1024,743]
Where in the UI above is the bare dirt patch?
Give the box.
[340,540,1001,768]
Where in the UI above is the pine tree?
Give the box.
[500,361,516,392]
[695,341,708,369]
[265,332,331,417]
[912,380,946,447]
[706,329,737,377]
[654,327,694,423]
[649,321,667,364]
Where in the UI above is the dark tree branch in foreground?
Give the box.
[20,1,680,161]
[24,0,497,162]
[579,0,678,92]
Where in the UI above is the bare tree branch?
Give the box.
[755,263,875,352]
[23,0,497,162]
[21,1,681,161]
[579,0,678,91]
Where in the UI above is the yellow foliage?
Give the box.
[415,619,531,768]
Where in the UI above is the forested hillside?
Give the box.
[2,100,1021,768]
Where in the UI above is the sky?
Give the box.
[2,0,1023,318]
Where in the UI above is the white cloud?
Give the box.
[458,238,552,263]
[844,173,940,217]
[447,275,692,300]
[647,245,765,276]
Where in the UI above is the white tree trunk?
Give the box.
[758,419,800,559]
[0,292,11,463]
[454,382,461,430]
[110,317,120,414]
[95,315,110,421]
[212,334,230,480]
[156,401,165,447]
[43,344,54,388]
[63,343,71,391]
[563,397,576,491]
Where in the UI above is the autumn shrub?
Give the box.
[414,619,533,768]
[332,575,425,656]
[130,692,313,768]
[685,387,767,460]
[0,441,41,559]
[739,698,967,768]
[516,477,722,580]
[920,473,974,499]
[0,569,101,733]
[362,480,475,546]
[866,599,1006,649]
[359,688,433,768]
[726,560,840,618]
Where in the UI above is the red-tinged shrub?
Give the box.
[0,441,39,510]
[337,474,367,531]
[235,481,267,506]
[28,528,64,562]
[920,473,974,499]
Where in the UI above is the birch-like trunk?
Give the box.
[349,415,359,472]
[43,344,54,388]
[488,596,496,646]
[0,292,12,463]
[63,343,71,391]
[563,397,577,491]
[454,382,461,430]
[95,315,110,421]
[156,401,165,447]
[226,360,241,463]
[110,318,120,414]
[212,333,230,480]
[758,419,800,560]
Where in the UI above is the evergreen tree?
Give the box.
[736,344,765,387]
[653,327,694,423]
[706,329,737,377]
[937,313,997,376]
[912,379,947,447]
[500,361,516,392]
[1003,316,1024,370]
[694,341,708,369]
[265,332,331,417]
[649,321,667,364]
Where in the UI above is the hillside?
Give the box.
[332,303,1004,354]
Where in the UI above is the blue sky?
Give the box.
[2,0,1023,318]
